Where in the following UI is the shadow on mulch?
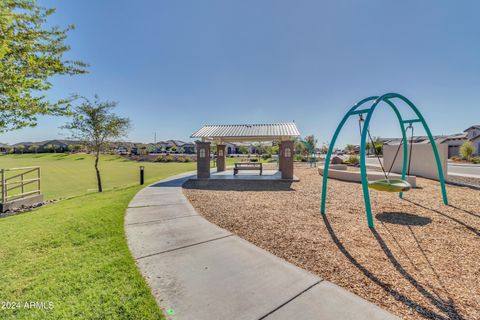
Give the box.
[405,199,480,237]
[376,212,432,226]
[322,214,463,320]
[182,180,294,192]
[447,204,480,219]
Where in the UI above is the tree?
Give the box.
[63,96,131,192]
[460,141,474,160]
[253,142,269,155]
[15,144,25,154]
[28,144,39,153]
[365,141,372,155]
[44,144,55,153]
[374,141,383,155]
[320,142,329,154]
[238,146,249,154]
[0,0,87,132]
[345,144,356,154]
[303,134,317,157]
[147,144,156,153]
[70,144,83,153]
[371,137,383,155]
[304,135,317,150]
[270,144,279,155]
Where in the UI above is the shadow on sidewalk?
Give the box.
[150,175,196,188]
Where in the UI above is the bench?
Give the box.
[234,162,262,175]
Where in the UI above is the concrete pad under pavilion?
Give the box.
[209,169,299,181]
[190,123,301,181]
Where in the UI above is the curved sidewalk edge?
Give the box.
[125,173,399,320]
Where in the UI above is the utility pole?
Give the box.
[153,132,157,144]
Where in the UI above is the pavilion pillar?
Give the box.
[278,149,283,172]
[196,141,211,179]
[216,144,226,172]
[279,140,294,179]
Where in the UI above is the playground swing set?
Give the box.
[321,93,449,228]
[301,140,317,167]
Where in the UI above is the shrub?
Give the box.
[344,155,360,165]
[165,155,174,162]
[460,141,474,160]
[294,154,304,162]
[472,157,480,164]
[155,155,166,162]
[176,156,186,162]
[262,153,272,160]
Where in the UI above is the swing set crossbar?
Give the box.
[348,108,371,115]
[402,119,422,124]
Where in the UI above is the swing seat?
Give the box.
[368,179,411,193]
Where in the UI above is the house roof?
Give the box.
[464,125,480,132]
[13,139,80,147]
[382,132,470,145]
[191,123,300,142]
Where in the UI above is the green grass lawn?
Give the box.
[0,153,199,200]
[0,154,213,319]
[0,184,164,319]
[0,153,266,319]
[0,153,251,200]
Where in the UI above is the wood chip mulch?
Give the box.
[183,167,480,320]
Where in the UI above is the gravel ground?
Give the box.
[183,166,480,320]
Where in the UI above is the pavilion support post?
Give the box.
[196,141,211,179]
[278,148,283,172]
[279,140,294,179]
[216,144,226,172]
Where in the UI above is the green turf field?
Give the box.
[0,184,164,320]
[0,153,241,319]
[0,153,251,200]
[0,153,199,200]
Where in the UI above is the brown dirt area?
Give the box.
[183,166,480,320]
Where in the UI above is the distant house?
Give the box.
[228,142,268,154]
[12,139,80,153]
[154,140,196,154]
[464,125,480,155]
[226,143,237,154]
[382,125,480,158]
[116,146,129,155]
[0,143,11,153]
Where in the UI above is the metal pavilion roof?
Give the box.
[190,123,300,141]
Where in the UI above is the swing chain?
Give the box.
[359,115,389,180]
[359,115,415,180]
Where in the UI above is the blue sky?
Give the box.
[4,0,480,147]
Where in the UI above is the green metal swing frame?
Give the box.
[320,93,448,228]
[301,140,317,167]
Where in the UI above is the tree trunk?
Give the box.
[94,151,103,192]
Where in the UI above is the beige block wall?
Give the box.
[383,143,448,180]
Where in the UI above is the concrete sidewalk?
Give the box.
[125,173,399,320]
